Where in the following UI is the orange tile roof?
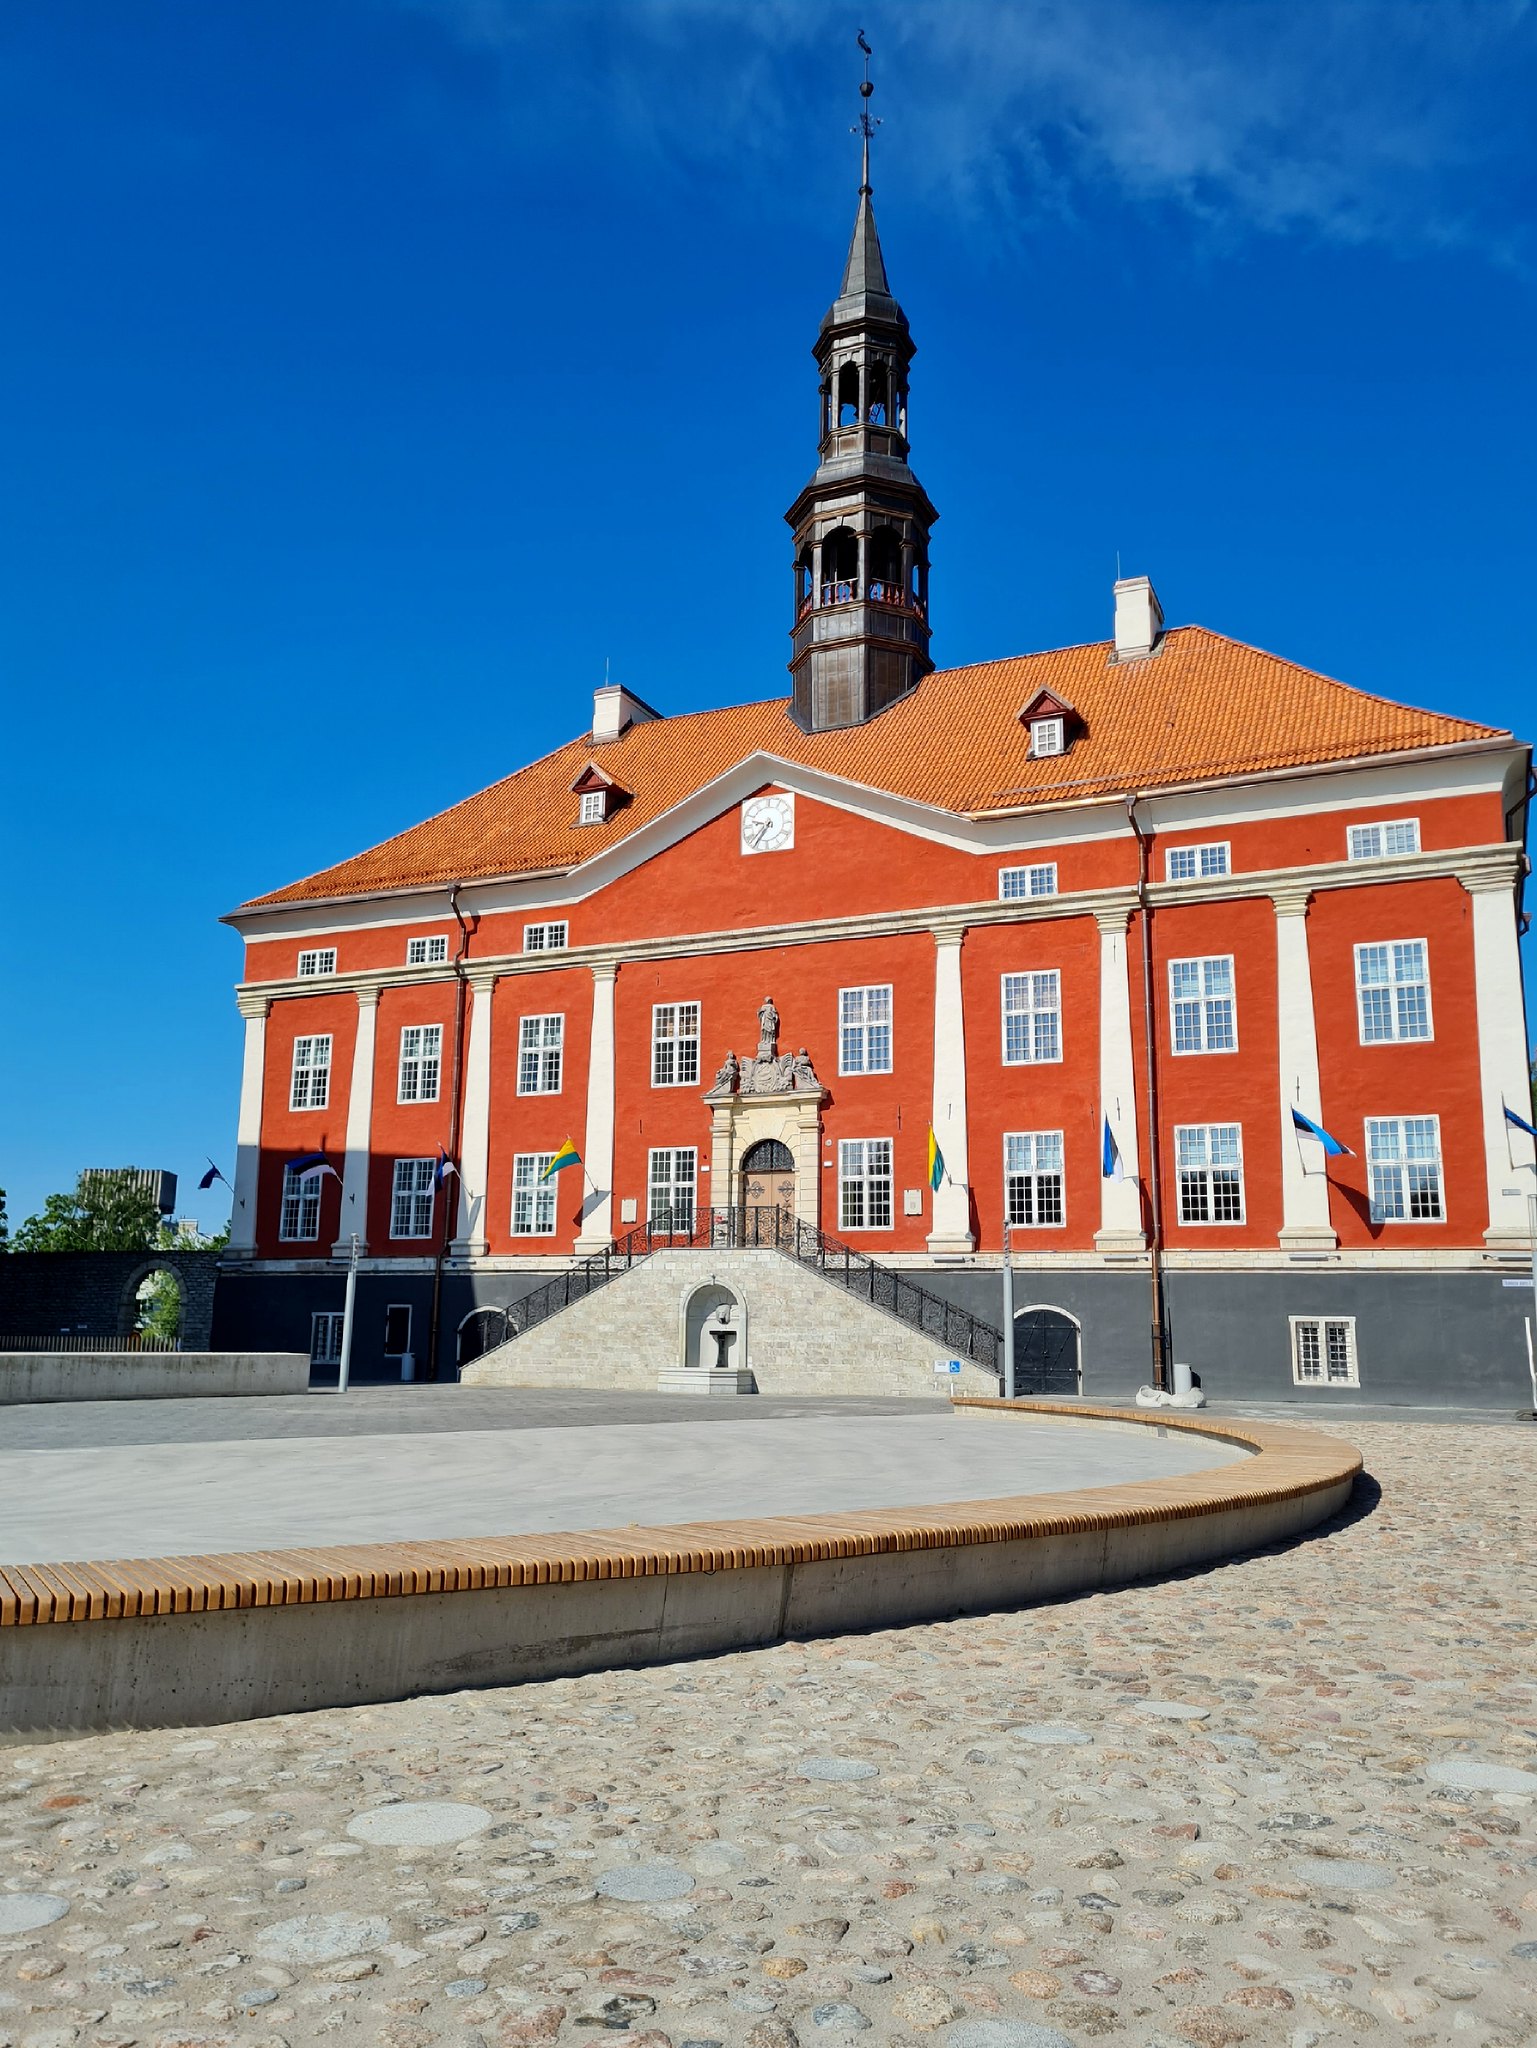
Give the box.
[242,627,1507,908]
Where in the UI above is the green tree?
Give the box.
[13,1180,159,1253]
[0,1187,8,1250]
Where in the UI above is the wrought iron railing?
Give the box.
[0,1332,183,1353]
[468,1206,1002,1374]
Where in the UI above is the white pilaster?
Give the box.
[226,992,270,1258]
[1272,887,1337,1250]
[1094,908,1147,1251]
[332,987,379,1256]
[574,962,619,1254]
[452,969,497,1257]
[1461,867,1536,1247]
[928,923,975,1253]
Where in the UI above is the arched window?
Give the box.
[837,362,860,427]
[867,362,889,426]
[821,527,858,604]
[868,525,901,603]
[796,544,815,612]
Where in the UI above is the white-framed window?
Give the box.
[1030,717,1065,758]
[1165,843,1230,881]
[839,1137,893,1231]
[397,1023,442,1103]
[651,1002,701,1088]
[524,921,569,953]
[383,1304,412,1357]
[999,863,1058,901]
[1365,1115,1444,1223]
[578,789,607,825]
[1001,970,1062,1065]
[1348,819,1420,861]
[1291,1316,1359,1387]
[517,1014,565,1094]
[390,1157,435,1238]
[297,947,337,978]
[1004,1131,1065,1227]
[289,1034,332,1110]
[310,1311,344,1365]
[280,1165,323,1242]
[512,1153,559,1236]
[1355,940,1432,1044]
[648,1147,697,1232]
[1175,1123,1245,1225]
[839,985,893,1074]
[406,935,449,967]
[1169,956,1236,1054]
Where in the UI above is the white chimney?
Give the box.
[591,681,660,743]
[1113,575,1164,660]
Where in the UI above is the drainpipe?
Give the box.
[427,882,475,1382]
[1125,797,1169,1391]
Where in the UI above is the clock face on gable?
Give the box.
[740,793,795,854]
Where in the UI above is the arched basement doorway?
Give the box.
[1012,1305,1082,1398]
[739,1138,796,1224]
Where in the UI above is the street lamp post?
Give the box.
[1001,1146,1014,1399]
[337,1232,360,1396]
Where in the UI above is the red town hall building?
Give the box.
[217,158,1535,1405]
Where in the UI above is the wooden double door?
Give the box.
[739,1137,796,1223]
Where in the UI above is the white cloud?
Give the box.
[405,0,1534,261]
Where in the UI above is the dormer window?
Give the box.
[1016,688,1079,759]
[570,759,630,828]
[578,790,607,826]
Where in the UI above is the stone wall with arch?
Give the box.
[0,1251,219,1349]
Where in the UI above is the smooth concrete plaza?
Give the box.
[0,1391,1247,1562]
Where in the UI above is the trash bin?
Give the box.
[1171,1359,1194,1398]
[400,1352,416,1383]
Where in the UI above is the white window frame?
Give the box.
[310,1311,344,1365]
[578,789,606,825]
[1348,818,1420,861]
[280,1165,323,1243]
[297,947,337,978]
[1004,1131,1065,1229]
[1290,1315,1359,1388]
[1354,940,1433,1045]
[517,1013,565,1095]
[1165,843,1230,882]
[999,863,1058,901]
[1030,716,1065,758]
[1365,1115,1445,1224]
[648,1147,697,1233]
[651,1002,701,1088]
[1169,955,1237,1055]
[389,1157,435,1239]
[839,984,893,1075]
[838,1137,894,1232]
[512,1152,559,1237]
[396,1023,443,1104]
[289,1034,332,1111]
[1175,1123,1245,1226]
[523,921,570,953]
[406,935,449,967]
[1001,970,1062,1065]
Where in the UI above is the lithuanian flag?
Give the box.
[926,1126,945,1193]
[540,1138,583,1183]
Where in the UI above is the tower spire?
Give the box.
[856,29,877,195]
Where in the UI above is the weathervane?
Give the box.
[853,29,879,194]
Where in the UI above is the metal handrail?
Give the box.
[0,1332,184,1353]
[477,1205,1002,1372]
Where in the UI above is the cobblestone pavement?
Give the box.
[3,1418,1535,2048]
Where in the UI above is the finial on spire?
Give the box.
[854,30,879,194]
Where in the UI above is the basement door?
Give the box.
[1012,1307,1082,1398]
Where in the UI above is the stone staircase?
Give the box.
[460,1212,1002,1402]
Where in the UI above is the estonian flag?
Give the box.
[540,1138,582,1183]
[1101,1114,1124,1182]
[1505,1102,1537,1144]
[1291,1107,1354,1157]
[434,1146,459,1189]
[926,1126,945,1193]
[285,1151,339,1182]
[198,1161,225,1191]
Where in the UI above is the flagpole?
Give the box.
[337,1232,359,1396]
[1001,1147,1015,1399]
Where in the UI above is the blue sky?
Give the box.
[2,0,1534,1234]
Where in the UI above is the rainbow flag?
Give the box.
[540,1138,583,1183]
[926,1126,945,1193]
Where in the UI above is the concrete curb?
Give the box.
[0,1400,1361,1734]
